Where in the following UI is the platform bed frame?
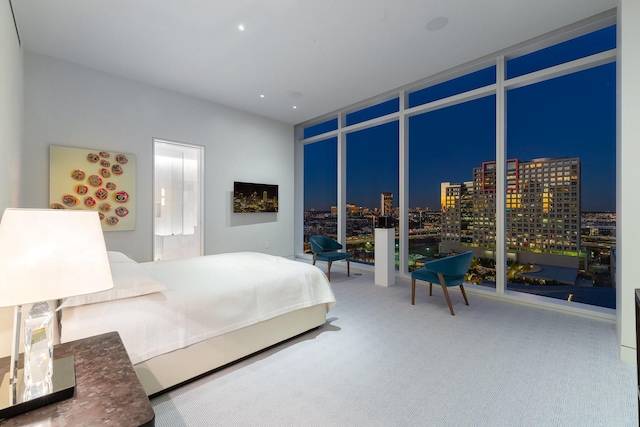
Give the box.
[135,304,328,397]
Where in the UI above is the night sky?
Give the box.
[304,27,616,213]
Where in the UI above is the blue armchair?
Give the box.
[411,251,474,315]
[309,235,350,281]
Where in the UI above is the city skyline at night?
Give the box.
[304,28,616,214]
[302,23,616,311]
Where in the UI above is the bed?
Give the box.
[58,251,336,396]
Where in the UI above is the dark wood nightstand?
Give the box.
[0,331,154,426]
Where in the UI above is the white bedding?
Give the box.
[60,252,336,365]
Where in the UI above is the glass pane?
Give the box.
[346,121,399,266]
[408,96,496,278]
[506,63,616,309]
[303,118,338,139]
[506,25,616,79]
[346,98,399,126]
[408,66,496,108]
[304,138,338,253]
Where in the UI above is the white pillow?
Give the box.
[58,262,167,310]
[107,251,137,264]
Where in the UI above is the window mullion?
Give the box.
[496,55,507,295]
[337,114,347,248]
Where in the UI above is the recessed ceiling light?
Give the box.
[260,94,265,98]
[238,24,245,31]
[426,17,448,31]
[293,106,297,109]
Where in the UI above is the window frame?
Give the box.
[295,11,616,320]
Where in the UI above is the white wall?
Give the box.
[617,0,640,363]
[0,0,24,360]
[0,0,22,211]
[22,52,295,262]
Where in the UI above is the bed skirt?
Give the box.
[135,303,328,396]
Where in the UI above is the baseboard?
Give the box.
[620,345,636,365]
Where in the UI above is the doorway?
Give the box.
[153,139,204,260]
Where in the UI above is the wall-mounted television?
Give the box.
[233,181,278,213]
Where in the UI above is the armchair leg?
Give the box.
[347,259,350,277]
[429,283,433,296]
[411,278,416,305]
[460,284,469,306]
[327,261,332,281]
[312,254,317,266]
[438,273,455,316]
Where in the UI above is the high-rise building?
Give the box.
[441,182,474,244]
[441,182,460,241]
[442,157,581,255]
[381,192,393,216]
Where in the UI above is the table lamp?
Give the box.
[0,208,114,419]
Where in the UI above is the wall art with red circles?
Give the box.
[49,145,136,231]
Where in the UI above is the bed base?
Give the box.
[135,304,328,396]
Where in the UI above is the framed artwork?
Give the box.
[49,145,136,231]
[233,181,278,213]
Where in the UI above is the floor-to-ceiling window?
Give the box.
[408,94,496,273]
[299,14,616,314]
[504,26,616,309]
[346,120,399,266]
[303,136,338,253]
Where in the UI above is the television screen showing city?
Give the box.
[233,181,278,213]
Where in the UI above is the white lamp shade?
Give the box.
[0,208,114,307]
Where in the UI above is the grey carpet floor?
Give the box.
[151,266,637,426]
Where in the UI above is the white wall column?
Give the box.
[0,0,22,211]
[0,0,24,360]
[617,0,640,363]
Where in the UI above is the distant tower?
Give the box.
[381,192,393,216]
[440,182,451,211]
[441,157,581,256]
[441,181,473,245]
[263,190,268,201]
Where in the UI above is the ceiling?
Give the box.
[11,0,616,126]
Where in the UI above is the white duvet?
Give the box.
[60,252,336,365]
